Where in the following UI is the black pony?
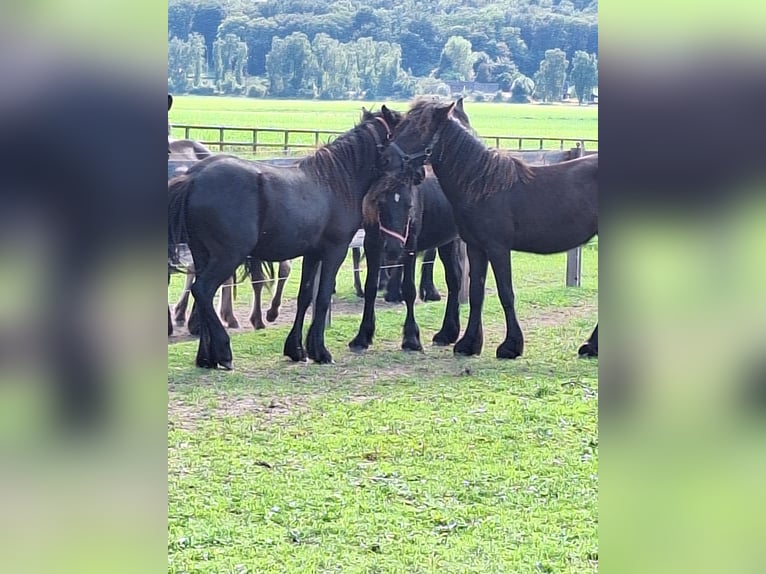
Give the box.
[383,98,598,359]
[349,167,465,352]
[168,106,402,368]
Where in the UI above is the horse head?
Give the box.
[383,97,470,174]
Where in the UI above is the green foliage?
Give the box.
[570,50,598,104]
[437,36,477,82]
[533,48,569,103]
[168,0,598,97]
[510,74,534,103]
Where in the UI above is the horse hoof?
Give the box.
[421,290,441,302]
[578,343,598,358]
[402,340,424,353]
[219,360,233,370]
[311,351,335,364]
[348,337,370,353]
[454,338,482,357]
[496,346,522,360]
[252,322,266,330]
[432,330,458,346]
[266,309,279,322]
[227,321,240,330]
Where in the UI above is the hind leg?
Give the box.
[305,245,348,363]
[266,260,291,322]
[401,251,423,352]
[352,248,364,298]
[578,323,598,357]
[174,271,194,326]
[249,262,266,330]
[191,259,240,370]
[419,248,441,301]
[219,278,240,329]
[349,233,383,351]
[384,266,403,302]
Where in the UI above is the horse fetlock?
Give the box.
[420,287,441,302]
[266,307,279,322]
[578,342,598,358]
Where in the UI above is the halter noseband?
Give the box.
[378,214,411,246]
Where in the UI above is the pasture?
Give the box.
[168,97,598,572]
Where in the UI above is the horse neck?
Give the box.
[430,122,488,200]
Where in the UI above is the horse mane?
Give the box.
[299,111,397,206]
[406,98,534,202]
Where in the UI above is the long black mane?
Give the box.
[406,99,534,202]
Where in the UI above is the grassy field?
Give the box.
[168,242,599,573]
[168,96,598,157]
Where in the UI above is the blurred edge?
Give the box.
[0,1,167,573]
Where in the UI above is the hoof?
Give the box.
[284,342,307,363]
[432,329,459,347]
[384,293,403,303]
[454,337,482,357]
[252,321,266,331]
[496,341,522,360]
[266,309,279,322]
[402,340,424,352]
[578,343,598,358]
[348,335,371,352]
[226,320,240,330]
[420,289,441,302]
[219,360,233,370]
[311,350,335,364]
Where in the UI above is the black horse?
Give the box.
[167,94,292,336]
[349,168,465,352]
[383,98,598,359]
[168,106,403,368]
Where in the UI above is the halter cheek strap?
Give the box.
[378,215,411,245]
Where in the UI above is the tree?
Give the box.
[265,32,317,97]
[570,50,598,104]
[532,48,569,102]
[213,33,248,93]
[437,36,477,82]
[168,36,192,93]
[510,74,534,103]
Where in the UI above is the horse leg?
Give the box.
[168,269,173,336]
[352,247,364,298]
[578,323,598,357]
[191,256,239,370]
[349,234,383,351]
[283,253,321,362]
[174,271,193,326]
[219,277,240,329]
[305,245,348,364]
[401,251,423,352]
[384,265,403,302]
[454,243,488,357]
[266,260,291,322]
[378,267,389,292]
[249,262,266,330]
[419,247,441,301]
[432,240,461,346]
[487,249,524,359]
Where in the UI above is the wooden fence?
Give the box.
[169,124,597,158]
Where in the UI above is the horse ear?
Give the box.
[455,97,464,112]
[361,106,373,121]
[168,94,173,111]
[381,104,397,125]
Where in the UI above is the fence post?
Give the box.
[566,247,582,287]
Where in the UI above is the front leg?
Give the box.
[487,248,523,359]
[306,245,349,363]
[419,247,441,301]
[432,240,461,345]
[401,250,423,351]
[454,243,488,357]
[349,233,383,352]
[578,323,598,357]
[283,254,320,362]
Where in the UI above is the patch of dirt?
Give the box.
[523,302,598,328]
[168,393,304,431]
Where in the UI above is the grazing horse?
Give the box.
[383,98,598,358]
[167,94,292,335]
[349,168,466,352]
[168,106,403,368]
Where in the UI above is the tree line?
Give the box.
[168,0,598,102]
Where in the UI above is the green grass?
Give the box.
[168,96,598,156]
[168,244,598,573]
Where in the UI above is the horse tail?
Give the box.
[168,174,193,271]
[240,258,275,293]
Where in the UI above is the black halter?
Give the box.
[387,129,441,171]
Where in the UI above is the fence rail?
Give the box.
[170,124,598,158]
